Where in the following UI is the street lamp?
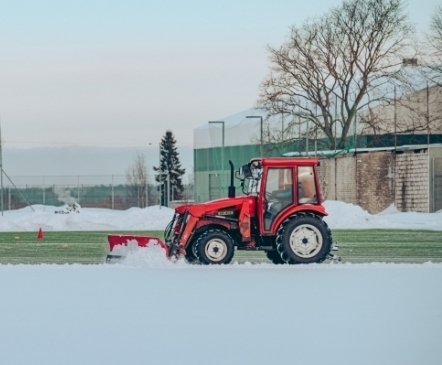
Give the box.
[246,115,263,156]
[208,120,225,176]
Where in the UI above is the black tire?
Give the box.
[195,229,235,265]
[265,250,286,264]
[185,239,199,263]
[276,213,332,264]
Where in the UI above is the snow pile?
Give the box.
[323,200,372,228]
[323,200,442,230]
[113,239,188,268]
[54,203,81,214]
[0,204,175,231]
[0,200,440,232]
[377,203,401,215]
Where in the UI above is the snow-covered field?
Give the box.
[0,200,441,232]
[0,204,175,232]
[1,201,441,365]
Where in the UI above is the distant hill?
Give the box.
[3,145,193,181]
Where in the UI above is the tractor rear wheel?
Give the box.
[195,229,235,265]
[276,213,332,264]
[265,250,285,264]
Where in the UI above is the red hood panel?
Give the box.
[178,196,255,217]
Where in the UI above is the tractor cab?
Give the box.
[236,157,324,235]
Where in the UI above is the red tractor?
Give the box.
[107,157,338,264]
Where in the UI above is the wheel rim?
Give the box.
[205,238,228,262]
[289,224,323,258]
[191,242,198,257]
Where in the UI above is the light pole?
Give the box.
[0,119,3,216]
[208,121,225,185]
[306,118,309,155]
[149,142,163,208]
[153,143,163,208]
[157,144,171,208]
[246,116,263,156]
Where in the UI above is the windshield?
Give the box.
[243,163,262,195]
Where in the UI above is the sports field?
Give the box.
[0,229,441,264]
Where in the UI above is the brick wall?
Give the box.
[356,152,395,214]
[317,158,335,200]
[335,156,357,204]
[395,150,429,212]
[318,149,431,214]
[318,155,357,204]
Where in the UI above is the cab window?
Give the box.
[298,166,317,204]
[264,168,293,230]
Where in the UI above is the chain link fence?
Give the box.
[0,175,163,211]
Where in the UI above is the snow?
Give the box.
[0,204,175,232]
[0,200,441,232]
[1,201,442,365]
[323,200,442,230]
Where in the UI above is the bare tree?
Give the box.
[359,84,442,146]
[259,0,415,150]
[431,4,442,44]
[256,114,306,155]
[126,151,149,208]
[422,4,442,86]
[425,3,442,132]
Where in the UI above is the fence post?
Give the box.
[43,176,45,207]
[137,184,140,208]
[393,151,396,208]
[432,157,435,213]
[111,175,114,210]
[334,157,337,200]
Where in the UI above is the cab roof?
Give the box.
[251,157,319,167]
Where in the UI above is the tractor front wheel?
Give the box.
[276,214,332,264]
[185,240,199,263]
[195,229,235,265]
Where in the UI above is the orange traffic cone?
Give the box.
[37,228,44,240]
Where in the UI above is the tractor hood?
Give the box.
[175,196,255,218]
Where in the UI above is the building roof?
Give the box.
[283,144,442,157]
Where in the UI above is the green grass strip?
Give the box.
[0,229,441,265]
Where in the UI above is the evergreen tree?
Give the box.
[153,130,186,206]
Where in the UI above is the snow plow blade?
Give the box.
[106,234,169,262]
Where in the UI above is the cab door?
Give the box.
[259,167,294,233]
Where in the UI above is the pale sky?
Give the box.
[0,0,440,149]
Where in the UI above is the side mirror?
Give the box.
[241,164,252,178]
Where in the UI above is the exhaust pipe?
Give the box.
[228,160,235,198]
